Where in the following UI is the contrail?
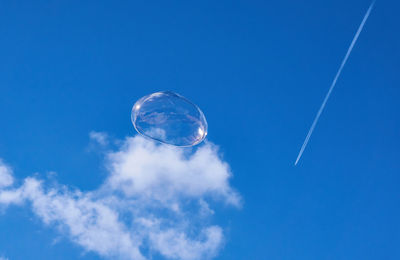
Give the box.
[295,1,375,165]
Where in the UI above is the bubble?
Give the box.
[131,91,208,147]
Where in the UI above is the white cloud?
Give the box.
[89,131,109,146]
[105,136,240,206]
[0,160,13,188]
[0,135,240,260]
[148,226,223,260]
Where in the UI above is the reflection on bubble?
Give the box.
[131,91,208,147]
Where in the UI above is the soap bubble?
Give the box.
[131,91,208,147]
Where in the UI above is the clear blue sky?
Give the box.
[0,0,399,259]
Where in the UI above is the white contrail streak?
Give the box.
[295,1,375,165]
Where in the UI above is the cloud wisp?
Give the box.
[89,131,109,146]
[0,135,240,260]
[295,1,376,165]
[0,160,13,188]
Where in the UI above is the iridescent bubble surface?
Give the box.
[131,91,208,147]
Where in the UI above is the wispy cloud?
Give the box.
[0,160,13,188]
[0,135,240,260]
[89,131,109,146]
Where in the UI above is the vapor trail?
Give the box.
[295,1,375,165]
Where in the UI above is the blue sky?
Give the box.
[0,0,399,259]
